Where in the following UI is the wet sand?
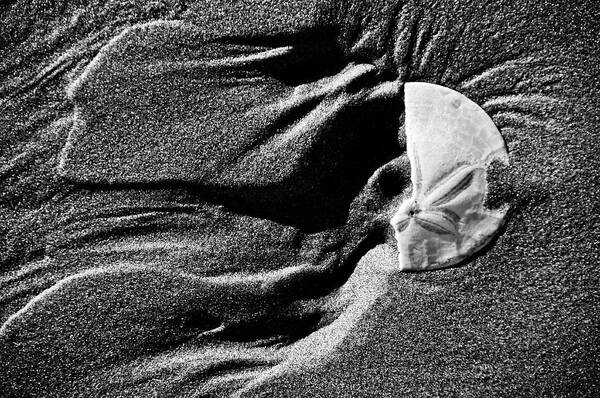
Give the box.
[0,1,598,397]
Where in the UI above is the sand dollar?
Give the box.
[390,82,509,271]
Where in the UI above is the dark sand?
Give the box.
[0,0,599,397]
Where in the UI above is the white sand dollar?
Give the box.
[390,82,509,271]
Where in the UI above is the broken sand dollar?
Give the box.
[390,82,509,271]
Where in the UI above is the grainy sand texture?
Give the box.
[0,1,599,397]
